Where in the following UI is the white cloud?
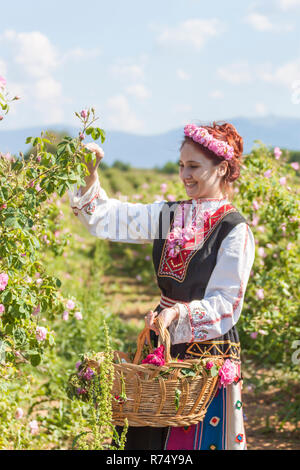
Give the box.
[0,29,65,124]
[110,62,144,82]
[62,47,102,62]
[260,59,300,87]
[255,102,268,115]
[2,30,58,79]
[106,94,143,132]
[244,12,293,32]
[217,58,300,90]
[245,13,274,31]
[278,0,300,10]
[176,69,190,81]
[217,61,253,84]
[157,18,225,50]
[126,84,150,100]
[210,90,224,99]
[35,77,62,101]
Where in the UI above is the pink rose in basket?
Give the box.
[218,359,237,387]
[142,344,165,366]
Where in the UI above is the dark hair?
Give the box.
[180,121,244,198]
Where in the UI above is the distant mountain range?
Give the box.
[1,115,300,168]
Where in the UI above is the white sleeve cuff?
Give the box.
[168,302,193,345]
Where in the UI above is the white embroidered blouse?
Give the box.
[68,175,255,345]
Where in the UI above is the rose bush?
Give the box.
[0,78,106,369]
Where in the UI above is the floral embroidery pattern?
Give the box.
[71,191,101,217]
[158,203,237,283]
[209,444,217,450]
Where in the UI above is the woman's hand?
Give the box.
[145,306,180,335]
[83,143,104,176]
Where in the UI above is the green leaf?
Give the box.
[210,365,219,377]
[29,352,41,367]
[4,217,20,228]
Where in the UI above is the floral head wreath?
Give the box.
[184,124,234,161]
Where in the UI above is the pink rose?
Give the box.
[218,359,237,387]
[160,183,167,194]
[29,420,39,435]
[291,162,299,171]
[36,326,47,342]
[279,177,286,186]
[250,332,258,339]
[167,194,176,202]
[62,311,69,321]
[0,304,5,315]
[258,247,266,258]
[74,311,83,320]
[259,329,268,336]
[264,169,272,178]
[274,147,282,160]
[0,273,9,291]
[256,288,264,300]
[206,361,214,370]
[36,155,42,163]
[142,345,165,366]
[80,109,88,119]
[252,200,259,211]
[32,305,41,316]
[66,300,75,310]
[252,215,259,227]
[15,408,24,419]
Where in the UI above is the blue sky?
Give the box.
[1,0,300,134]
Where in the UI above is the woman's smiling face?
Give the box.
[179,142,228,199]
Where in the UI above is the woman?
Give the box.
[68,122,255,450]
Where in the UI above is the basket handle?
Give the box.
[133,317,172,365]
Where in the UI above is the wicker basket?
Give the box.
[94,317,222,428]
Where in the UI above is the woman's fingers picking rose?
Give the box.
[83,143,104,175]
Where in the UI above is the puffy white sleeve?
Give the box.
[67,174,166,244]
[169,223,255,344]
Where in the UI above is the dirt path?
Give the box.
[102,273,300,450]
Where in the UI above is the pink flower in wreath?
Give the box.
[218,359,237,387]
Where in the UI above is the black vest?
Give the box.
[151,201,248,363]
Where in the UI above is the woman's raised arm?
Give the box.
[68,171,166,244]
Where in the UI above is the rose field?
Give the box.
[0,81,300,450]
